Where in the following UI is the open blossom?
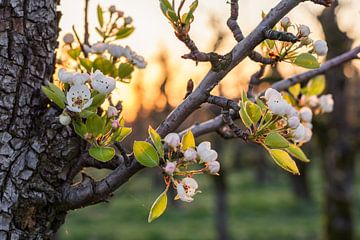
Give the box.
[184,148,197,161]
[164,161,177,175]
[91,42,108,54]
[73,73,90,85]
[63,33,74,44]
[108,44,125,58]
[288,116,300,129]
[66,84,93,112]
[164,133,180,148]
[58,68,74,84]
[314,40,328,56]
[319,94,334,113]
[299,107,313,122]
[268,96,288,116]
[91,70,116,94]
[176,177,198,202]
[292,123,306,142]
[59,113,71,126]
[197,141,218,163]
[207,161,220,175]
[264,88,282,100]
[299,24,311,37]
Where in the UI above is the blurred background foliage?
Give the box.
[58,0,360,239]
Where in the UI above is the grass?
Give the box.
[59,160,360,240]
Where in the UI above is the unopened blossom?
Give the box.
[66,84,93,112]
[117,10,124,17]
[288,116,300,129]
[124,16,133,25]
[184,148,197,161]
[264,88,282,100]
[314,40,328,56]
[59,113,71,126]
[299,25,311,37]
[300,37,313,46]
[303,122,313,129]
[109,5,116,13]
[319,94,334,113]
[299,107,313,122]
[176,177,198,202]
[91,70,116,94]
[108,44,125,58]
[207,161,220,175]
[281,17,291,29]
[292,124,306,142]
[107,106,118,118]
[58,68,74,84]
[111,119,120,129]
[308,95,319,108]
[73,73,90,85]
[164,133,180,148]
[268,96,288,116]
[286,106,298,117]
[63,33,74,44]
[132,55,147,69]
[83,44,92,54]
[164,161,177,175]
[302,127,313,143]
[91,42,108,54]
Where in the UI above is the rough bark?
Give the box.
[0,1,80,239]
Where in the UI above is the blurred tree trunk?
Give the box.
[318,2,356,240]
[0,1,81,239]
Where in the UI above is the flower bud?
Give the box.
[319,94,334,113]
[164,133,180,148]
[207,161,220,175]
[59,113,71,126]
[264,88,282,100]
[288,116,300,129]
[302,127,313,143]
[111,120,120,129]
[299,25,311,37]
[117,10,124,18]
[107,106,119,118]
[63,33,74,44]
[268,96,287,116]
[280,17,291,29]
[124,16,133,25]
[299,107,313,122]
[314,40,328,56]
[303,122,313,129]
[108,44,125,58]
[308,95,319,108]
[164,161,177,175]
[293,124,306,142]
[91,42,108,54]
[109,5,116,13]
[184,148,197,161]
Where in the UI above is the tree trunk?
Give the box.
[0,1,80,239]
[318,2,356,239]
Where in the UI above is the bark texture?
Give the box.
[0,1,80,239]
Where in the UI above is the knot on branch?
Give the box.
[222,109,248,141]
[207,95,240,111]
[264,29,298,43]
[209,52,233,72]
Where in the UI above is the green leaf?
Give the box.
[93,58,113,75]
[189,0,199,13]
[48,83,65,103]
[90,93,106,108]
[294,53,320,69]
[245,101,262,124]
[133,141,159,167]
[112,127,132,143]
[86,114,105,137]
[149,126,164,158]
[95,27,105,38]
[268,149,300,175]
[41,86,65,109]
[79,58,93,72]
[286,144,310,162]
[116,27,135,39]
[289,83,301,98]
[72,121,87,138]
[166,9,179,22]
[239,102,252,129]
[97,5,104,27]
[266,39,275,49]
[181,130,195,151]
[148,188,168,223]
[306,75,326,96]
[265,132,290,148]
[89,146,115,162]
[241,90,248,104]
[256,98,267,113]
[118,63,134,79]
[68,48,81,60]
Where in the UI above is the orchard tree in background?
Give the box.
[1,0,360,239]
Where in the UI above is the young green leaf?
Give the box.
[118,63,134,79]
[112,127,132,143]
[97,5,104,27]
[166,9,179,22]
[181,130,195,151]
[93,58,113,75]
[86,114,105,137]
[133,141,159,167]
[306,75,325,96]
[90,93,107,108]
[79,58,93,72]
[116,27,135,39]
[294,53,320,69]
[256,98,267,113]
[72,121,87,138]
[245,101,262,124]
[268,149,300,175]
[239,102,252,129]
[286,144,310,162]
[48,83,65,103]
[148,126,164,157]
[265,132,290,148]
[289,83,301,98]
[41,86,65,109]
[89,146,115,162]
[68,48,81,59]
[148,188,168,223]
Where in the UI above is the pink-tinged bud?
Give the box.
[164,133,180,148]
[111,120,120,129]
[107,106,118,118]
[164,161,177,175]
[184,148,197,161]
[207,161,220,175]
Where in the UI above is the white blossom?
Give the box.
[286,106,298,117]
[73,73,90,85]
[288,116,300,129]
[108,44,125,58]
[303,122,313,129]
[319,94,334,113]
[197,141,218,163]
[164,133,180,148]
[308,95,319,108]
[292,124,306,142]
[91,42,108,54]
[91,70,116,94]
[208,161,220,175]
[66,84,93,112]
[59,113,71,126]
[176,177,198,202]
[299,107,313,122]
[63,33,74,44]
[267,96,288,116]
[302,127,313,143]
[281,17,291,29]
[299,25,311,37]
[164,161,177,176]
[314,40,328,56]
[264,88,282,100]
[58,68,74,84]
[184,148,197,161]
[107,106,118,118]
